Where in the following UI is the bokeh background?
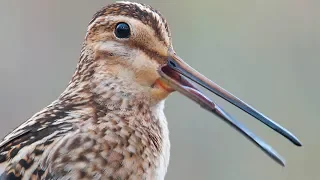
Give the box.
[0,0,318,179]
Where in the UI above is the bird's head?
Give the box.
[83,1,174,102]
[75,1,301,166]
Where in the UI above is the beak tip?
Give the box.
[289,135,302,147]
[296,141,303,147]
[273,155,286,167]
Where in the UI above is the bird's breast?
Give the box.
[45,100,170,180]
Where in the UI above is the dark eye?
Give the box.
[115,22,130,38]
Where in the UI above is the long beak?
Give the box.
[158,48,302,166]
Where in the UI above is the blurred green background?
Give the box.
[0,0,318,179]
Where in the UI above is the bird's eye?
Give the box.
[115,22,131,39]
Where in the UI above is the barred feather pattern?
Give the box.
[0,47,170,179]
[0,1,171,179]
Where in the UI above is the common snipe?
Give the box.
[0,1,301,179]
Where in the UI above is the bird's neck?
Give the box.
[23,47,170,177]
[57,45,164,122]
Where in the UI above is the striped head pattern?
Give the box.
[74,1,174,102]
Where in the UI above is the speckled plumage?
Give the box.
[0,1,304,179]
[0,1,172,179]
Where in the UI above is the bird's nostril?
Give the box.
[168,60,177,68]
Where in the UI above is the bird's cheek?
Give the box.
[132,63,159,87]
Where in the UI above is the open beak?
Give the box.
[158,48,302,166]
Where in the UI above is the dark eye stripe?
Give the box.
[128,42,167,65]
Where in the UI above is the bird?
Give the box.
[0,1,302,180]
